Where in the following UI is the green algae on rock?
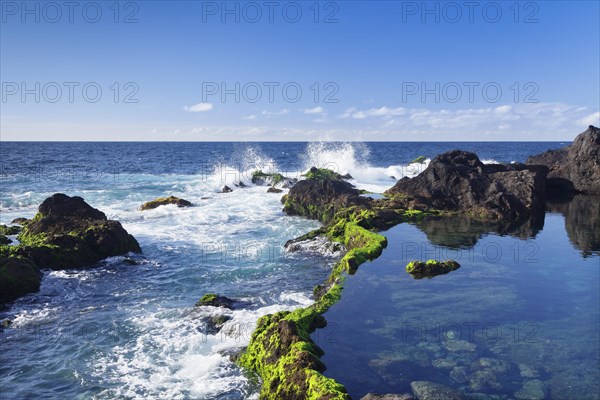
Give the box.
[15,194,141,270]
[0,225,22,235]
[140,196,193,210]
[410,155,427,164]
[405,260,461,279]
[195,293,236,309]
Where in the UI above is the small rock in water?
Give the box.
[10,218,29,225]
[195,293,237,309]
[1,319,12,328]
[514,379,546,400]
[410,381,464,400]
[432,358,457,369]
[221,185,233,193]
[518,363,540,378]
[267,187,283,193]
[140,196,193,210]
[450,366,469,384]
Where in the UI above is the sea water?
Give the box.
[0,141,584,399]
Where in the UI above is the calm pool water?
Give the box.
[314,208,600,400]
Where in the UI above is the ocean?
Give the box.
[1,141,597,399]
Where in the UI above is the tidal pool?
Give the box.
[313,207,600,400]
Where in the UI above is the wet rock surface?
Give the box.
[385,150,548,220]
[140,196,193,210]
[410,381,464,400]
[527,125,600,194]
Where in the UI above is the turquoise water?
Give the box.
[313,213,600,399]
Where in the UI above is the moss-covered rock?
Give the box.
[406,259,461,279]
[195,293,236,309]
[304,167,345,181]
[140,196,193,210]
[0,256,42,303]
[0,235,11,245]
[15,193,141,270]
[410,155,427,164]
[0,225,21,235]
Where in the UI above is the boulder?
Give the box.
[195,293,237,309]
[410,381,463,400]
[282,177,368,223]
[140,196,193,210]
[527,125,600,194]
[16,193,141,269]
[0,256,42,303]
[385,150,547,220]
[406,260,461,279]
[267,187,283,194]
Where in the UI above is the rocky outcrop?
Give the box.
[527,125,600,194]
[406,260,461,279]
[282,178,368,223]
[0,256,42,303]
[252,170,297,189]
[0,225,21,235]
[140,196,193,210]
[14,193,141,269]
[385,150,548,220]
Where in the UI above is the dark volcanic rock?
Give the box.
[0,235,11,245]
[195,293,237,309]
[267,187,283,194]
[0,256,42,303]
[221,185,233,193]
[385,150,547,220]
[282,177,368,223]
[10,218,29,225]
[16,193,141,269]
[140,196,193,210]
[527,125,600,194]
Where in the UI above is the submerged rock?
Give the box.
[527,125,600,194]
[385,150,548,220]
[0,256,42,303]
[410,381,463,400]
[285,235,346,256]
[140,196,193,210]
[406,260,460,279]
[514,379,546,400]
[197,314,232,335]
[14,193,141,269]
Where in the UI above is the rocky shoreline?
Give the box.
[237,126,600,399]
[1,126,598,399]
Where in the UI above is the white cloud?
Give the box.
[303,107,324,114]
[580,111,600,126]
[243,115,257,120]
[261,109,289,116]
[183,103,214,112]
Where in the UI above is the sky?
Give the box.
[1,0,599,141]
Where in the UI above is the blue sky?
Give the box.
[1,0,599,141]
